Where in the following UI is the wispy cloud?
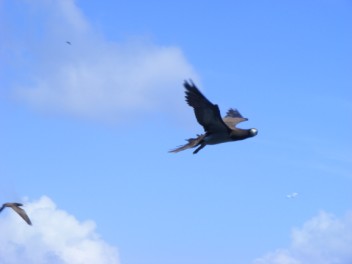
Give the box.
[3,0,198,121]
[0,196,119,264]
[253,211,352,264]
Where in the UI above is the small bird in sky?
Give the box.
[66,41,71,45]
[0,202,32,225]
[286,192,298,199]
[169,80,258,154]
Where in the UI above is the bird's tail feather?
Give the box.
[169,134,205,153]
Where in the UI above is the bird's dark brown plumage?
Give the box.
[184,81,231,134]
[0,202,32,225]
[169,80,257,154]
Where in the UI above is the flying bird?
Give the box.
[0,202,32,225]
[170,80,258,154]
[66,41,71,45]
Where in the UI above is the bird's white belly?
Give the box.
[204,133,232,145]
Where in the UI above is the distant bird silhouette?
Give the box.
[170,80,258,154]
[0,202,32,225]
[66,41,71,45]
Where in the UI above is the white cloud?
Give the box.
[0,196,119,264]
[5,0,198,121]
[253,211,352,264]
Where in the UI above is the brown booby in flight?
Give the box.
[170,80,258,154]
[0,202,32,225]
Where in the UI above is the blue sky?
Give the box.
[1,0,352,263]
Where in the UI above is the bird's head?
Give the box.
[249,128,258,137]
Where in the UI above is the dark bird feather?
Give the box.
[223,108,248,128]
[169,80,257,154]
[184,81,230,134]
[0,202,32,225]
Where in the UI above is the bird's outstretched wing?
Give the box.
[184,80,230,133]
[11,204,32,225]
[223,108,248,128]
[6,203,32,225]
